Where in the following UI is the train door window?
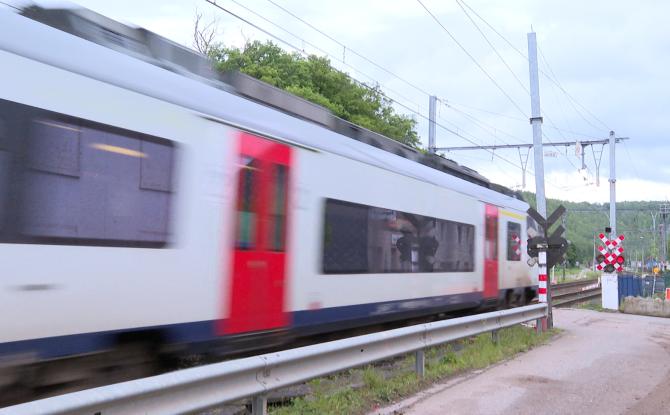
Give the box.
[267,163,288,251]
[235,156,258,249]
[485,212,498,260]
[0,98,176,247]
[507,222,522,261]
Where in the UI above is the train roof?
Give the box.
[1,6,528,211]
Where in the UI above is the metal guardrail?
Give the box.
[1,304,547,415]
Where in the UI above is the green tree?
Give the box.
[209,41,420,147]
[565,242,578,266]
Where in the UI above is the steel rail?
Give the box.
[552,279,601,307]
[1,304,547,415]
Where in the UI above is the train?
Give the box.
[0,5,536,401]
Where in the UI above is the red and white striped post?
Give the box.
[537,251,549,332]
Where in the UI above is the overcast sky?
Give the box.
[12,0,670,203]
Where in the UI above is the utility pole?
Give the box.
[428,95,437,153]
[528,31,552,329]
[528,32,546,219]
[609,131,616,236]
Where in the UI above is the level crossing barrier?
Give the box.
[1,304,547,415]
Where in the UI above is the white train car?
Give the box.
[0,5,535,397]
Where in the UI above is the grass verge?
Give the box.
[270,325,556,415]
[576,301,604,312]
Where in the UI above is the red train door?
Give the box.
[484,205,499,300]
[223,132,292,334]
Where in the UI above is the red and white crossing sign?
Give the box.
[596,233,625,273]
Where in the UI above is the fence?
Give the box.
[619,274,666,299]
[1,304,547,415]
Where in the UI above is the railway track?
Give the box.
[551,278,601,307]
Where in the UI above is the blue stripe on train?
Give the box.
[0,320,216,359]
[0,292,482,359]
[292,292,482,327]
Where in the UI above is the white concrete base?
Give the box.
[601,273,619,310]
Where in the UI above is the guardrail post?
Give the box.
[252,394,267,415]
[536,318,543,334]
[491,329,499,345]
[415,349,425,379]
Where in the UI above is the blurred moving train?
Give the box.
[0,5,536,399]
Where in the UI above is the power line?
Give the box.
[457,0,610,132]
[262,0,433,98]
[261,0,557,155]
[262,0,603,149]
[0,1,21,11]
[454,0,592,177]
[207,0,597,196]
[415,0,528,118]
[444,99,603,139]
[455,0,529,95]
[537,46,605,134]
[441,101,527,146]
[622,139,644,183]
[205,0,532,175]
[537,46,578,136]
[206,0,425,123]
[450,0,595,176]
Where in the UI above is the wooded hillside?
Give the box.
[522,192,664,266]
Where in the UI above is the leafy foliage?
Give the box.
[209,41,420,147]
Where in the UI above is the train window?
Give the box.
[0,98,176,248]
[507,222,522,261]
[27,119,81,177]
[433,221,475,272]
[322,198,475,274]
[235,156,258,249]
[323,199,369,273]
[268,164,288,252]
[0,116,6,147]
[0,116,7,232]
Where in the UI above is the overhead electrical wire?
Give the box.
[205,0,425,121]
[205,0,533,176]
[440,102,526,145]
[415,0,528,118]
[454,0,529,95]
[254,0,602,152]
[457,0,611,132]
[537,46,578,135]
[205,0,592,196]
[441,0,592,179]
[537,46,606,134]
[262,0,434,98]
[265,0,606,145]
[445,99,602,139]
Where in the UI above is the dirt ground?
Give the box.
[372,308,670,415]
